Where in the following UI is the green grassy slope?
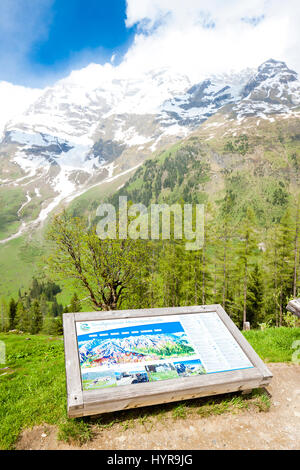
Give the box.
[0,236,44,299]
[108,116,300,226]
[67,164,140,217]
[0,114,299,301]
[0,170,136,301]
[0,187,25,239]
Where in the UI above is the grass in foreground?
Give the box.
[0,327,299,449]
[0,334,65,449]
[243,327,300,362]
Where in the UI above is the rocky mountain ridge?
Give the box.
[0,59,299,243]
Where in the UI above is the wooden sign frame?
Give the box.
[63,305,273,418]
[287,298,300,318]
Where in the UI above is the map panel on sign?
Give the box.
[76,312,253,391]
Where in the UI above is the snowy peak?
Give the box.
[257,58,297,82]
[233,59,300,119]
[161,69,252,127]
[242,59,297,98]
[242,59,298,98]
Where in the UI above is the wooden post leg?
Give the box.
[241,389,253,395]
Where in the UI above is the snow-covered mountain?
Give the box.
[0,58,299,243]
[161,68,252,126]
[233,59,300,120]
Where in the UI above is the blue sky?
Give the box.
[30,1,135,72]
[0,0,136,86]
[0,0,299,88]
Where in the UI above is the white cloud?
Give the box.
[0,82,42,139]
[0,0,299,89]
[122,0,300,80]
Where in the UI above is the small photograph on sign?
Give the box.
[145,362,178,381]
[82,370,117,390]
[115,369,149,386]
[174,359,206,377]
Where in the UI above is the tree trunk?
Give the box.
[222,229,228,308]
[214,263,217,303]
[274,231,279,327]
[194,263,198,304]
[279,285,283,327]
[243,237,248,329]
[202,215,206,305]
[293,201,299,297]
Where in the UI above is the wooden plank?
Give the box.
[73,305,219,322]
[63,313,84,416]
[77,383,262,417]
[82,368,261,404]
[72,372,264,418]
[215,305,273,385]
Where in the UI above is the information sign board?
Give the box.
[63,305,272,418]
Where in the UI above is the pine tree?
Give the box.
[0,299,8,332]
[200,205,215,304]
[40,293,49,318]
[213,216,235,311]
[292,195,300,297]
[16,300,31,332]
[8,298,17,330]
[122,240,157,309]
[265,225,280,326]
[145,242,162,308]
[275,209,294,326]
[51,298,63,317]
[30,300,43,334]
[42,311,58,335]
[54,316,63,335]
[182,246,202,305]
[69,293,82,312]
[246,264,264,328]
[159,240,184,307]
[235,208,259,329]
[30,278,41,299]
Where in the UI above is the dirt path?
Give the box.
[16,363,300,450]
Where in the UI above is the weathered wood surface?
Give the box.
[63,314,83,413]
[215,305,273,385]
[286,298,300,318]
[63,305,273,418]
[72,304,217,322]
[78,375,265,417]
